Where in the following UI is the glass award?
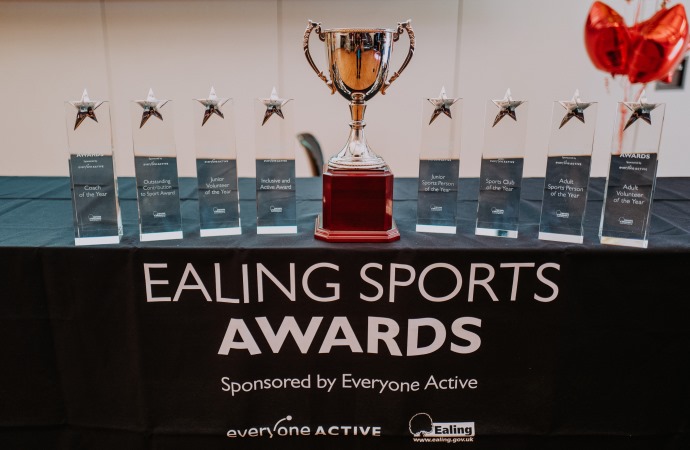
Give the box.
[254,88,297,234]
[416,87,461,234]
[475,89,528,238]
[131,89,183,241]
[600,91,664,248]
[539,90,597,243]
[65,90,122,245]
[194,88,241,237]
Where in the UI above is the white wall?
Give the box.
[0,0,688,178]
[459,0,690,177]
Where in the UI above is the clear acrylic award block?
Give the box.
[194,88,241,237]
[600,93,664,248]
[416,88,462,234]
[131,89,183,241]
[539,91,597,244]
[475,90,528,238]
[65,90,122,245]
[254,88,297,234]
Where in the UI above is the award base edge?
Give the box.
[538,231,583,244]
[140,230,184,242]
[475,227,518,239]
[257,225,298,235]
[416,224,457,234]
[315,215,400,243]
[75,235,121,246]
[200,226,242,237]
[599,235,648,249]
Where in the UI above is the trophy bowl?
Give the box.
[304,20,414,242]
[304,20,414,170]
[325,27,393,101]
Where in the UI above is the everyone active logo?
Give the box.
[409,412,475,443]
[491,207,504,215]
[430,205,443,212]
[556,210,569,218]
[270,206,283,213]
[213,207,226,214]
[153,211,166,218]
[618,217,634,225]
[88,214,102,222]
[226,415,382,439]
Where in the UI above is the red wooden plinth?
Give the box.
[315,169,400,243]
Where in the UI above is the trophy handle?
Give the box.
[381,20,415,95]
[304,20,336,94]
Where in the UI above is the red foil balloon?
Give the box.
[627,4,689,83]
[585,1,630,76]
[585,2,689,84]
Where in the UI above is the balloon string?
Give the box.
[633,0,642,25]
[616,79,630,154]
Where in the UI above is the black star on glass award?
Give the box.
[65,89,122,245]
[539,90,597,244]
[416,87,462,234]
[475,89,528,238]
[131,88,183,241]
[254,87,297,234]
[600,91,665,248]
[194,87,241,237]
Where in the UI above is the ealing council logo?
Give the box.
[409,412,475,443]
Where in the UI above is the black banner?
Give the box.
[2,245,689,449]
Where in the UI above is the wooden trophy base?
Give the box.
[315,169,400,243]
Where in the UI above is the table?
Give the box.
[1,176,688,449]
